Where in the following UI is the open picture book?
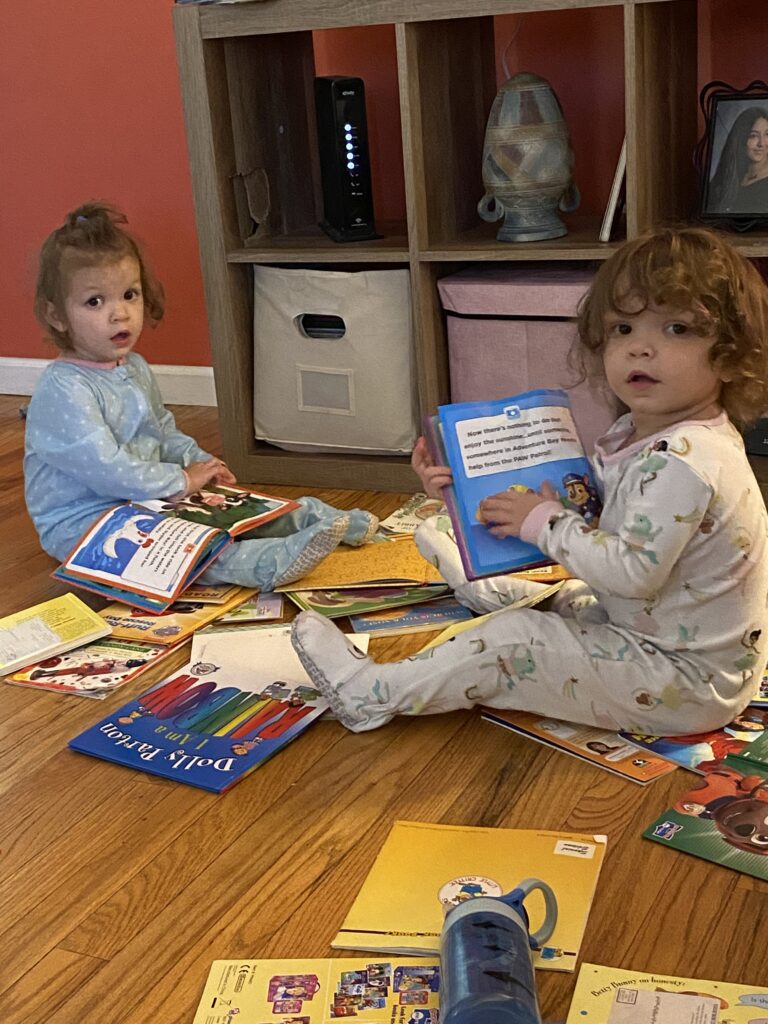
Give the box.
[424,388,601,579]
[52,484,300,613]
[0,593,111,676]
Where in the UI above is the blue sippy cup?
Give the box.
[439,877,558,1024]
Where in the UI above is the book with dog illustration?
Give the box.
[53,486,298,613]
[642,762,768,882]
[193,956,441,1024]
[68,625,369,792]
[424,389,601,580]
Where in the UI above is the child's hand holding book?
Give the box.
[479,480,560,539]
[411,436,452,500]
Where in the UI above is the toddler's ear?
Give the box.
[45,302,66,333]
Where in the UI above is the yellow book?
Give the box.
[566,962,768,1023]
[193,956,440,1024]
[0,593,111,675]
[99,587,257,645]
[277,535,444,592]
[332,820,606,972]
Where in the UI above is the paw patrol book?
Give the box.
[424,389,601,579]
[193,956,440,1024]
[331,820,607,972]
[566,962,768,1023]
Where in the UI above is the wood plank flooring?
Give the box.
[0,394,766,1023]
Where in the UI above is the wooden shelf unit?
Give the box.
[172,0,764,490]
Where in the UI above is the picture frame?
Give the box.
[695,80,768,231]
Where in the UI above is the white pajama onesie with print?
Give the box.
[293,413,768,735]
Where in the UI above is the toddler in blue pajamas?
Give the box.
[25,203,377,590]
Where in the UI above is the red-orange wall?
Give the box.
[1,1,761,369]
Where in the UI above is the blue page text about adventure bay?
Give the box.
[439,389,599,577]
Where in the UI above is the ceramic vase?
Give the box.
[477,71,580,242]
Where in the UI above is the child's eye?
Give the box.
[124,288,141,301]
[85,296,102,308]
[667,322,690,335]
[607,322,631,336]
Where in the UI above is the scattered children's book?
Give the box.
[722,728,768,775]
[0,593,111,676]
[285,583,450,619]
[277,534,444,592]
[566,961,768,1023]
[6,636,178,699]
[482,710,678,785]
[99,588,257,645]
[53,485,300,613]
[179,582,242,604]
[214,592,284,623]
[68,625,369,793]
[621,707,768,773]
[378,492,447,535]
[751,670,768,706]
[348,597,474,636]
[643,762,768,882]
[193,956,440,1024]
[424,388,602,580]
[331,820,606,972]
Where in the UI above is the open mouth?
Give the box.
[626,371,658,385]
[111,331,130,343]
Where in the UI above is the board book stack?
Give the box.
[331,820,606,972]
[53,484,300,612]
[425,388,601,580]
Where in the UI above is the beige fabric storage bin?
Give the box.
[253,265,418,455]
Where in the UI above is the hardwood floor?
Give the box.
[1,393,766,1024]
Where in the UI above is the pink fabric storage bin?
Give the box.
[437,265,616,454]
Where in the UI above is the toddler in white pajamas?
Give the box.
[291,227,768,736]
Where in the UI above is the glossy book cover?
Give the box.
[426,389,601,580]
[68,625,361,792]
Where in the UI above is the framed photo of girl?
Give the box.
[695,80,768,230]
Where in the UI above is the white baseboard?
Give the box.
[0,357,217,407]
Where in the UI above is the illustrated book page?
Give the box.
[0,593,111,676]
[193,956,441,1024]
[6,636,178,699]
[566,962,768,1024]
[136,483,301,537]
[68,625,369,793]
[276,535,444,592]
[426,388,601,579]
[643,762,768,882]
[53,503,231,612]
[482,709,678,784]
[285,583,449,619]
[332,819,607,972]
[99,587,257,645]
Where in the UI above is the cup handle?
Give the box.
[514,877,559,947]
[477,193,504,223]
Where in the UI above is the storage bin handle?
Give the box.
[295,313,346,340]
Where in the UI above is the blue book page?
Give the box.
[438,389,600,578]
